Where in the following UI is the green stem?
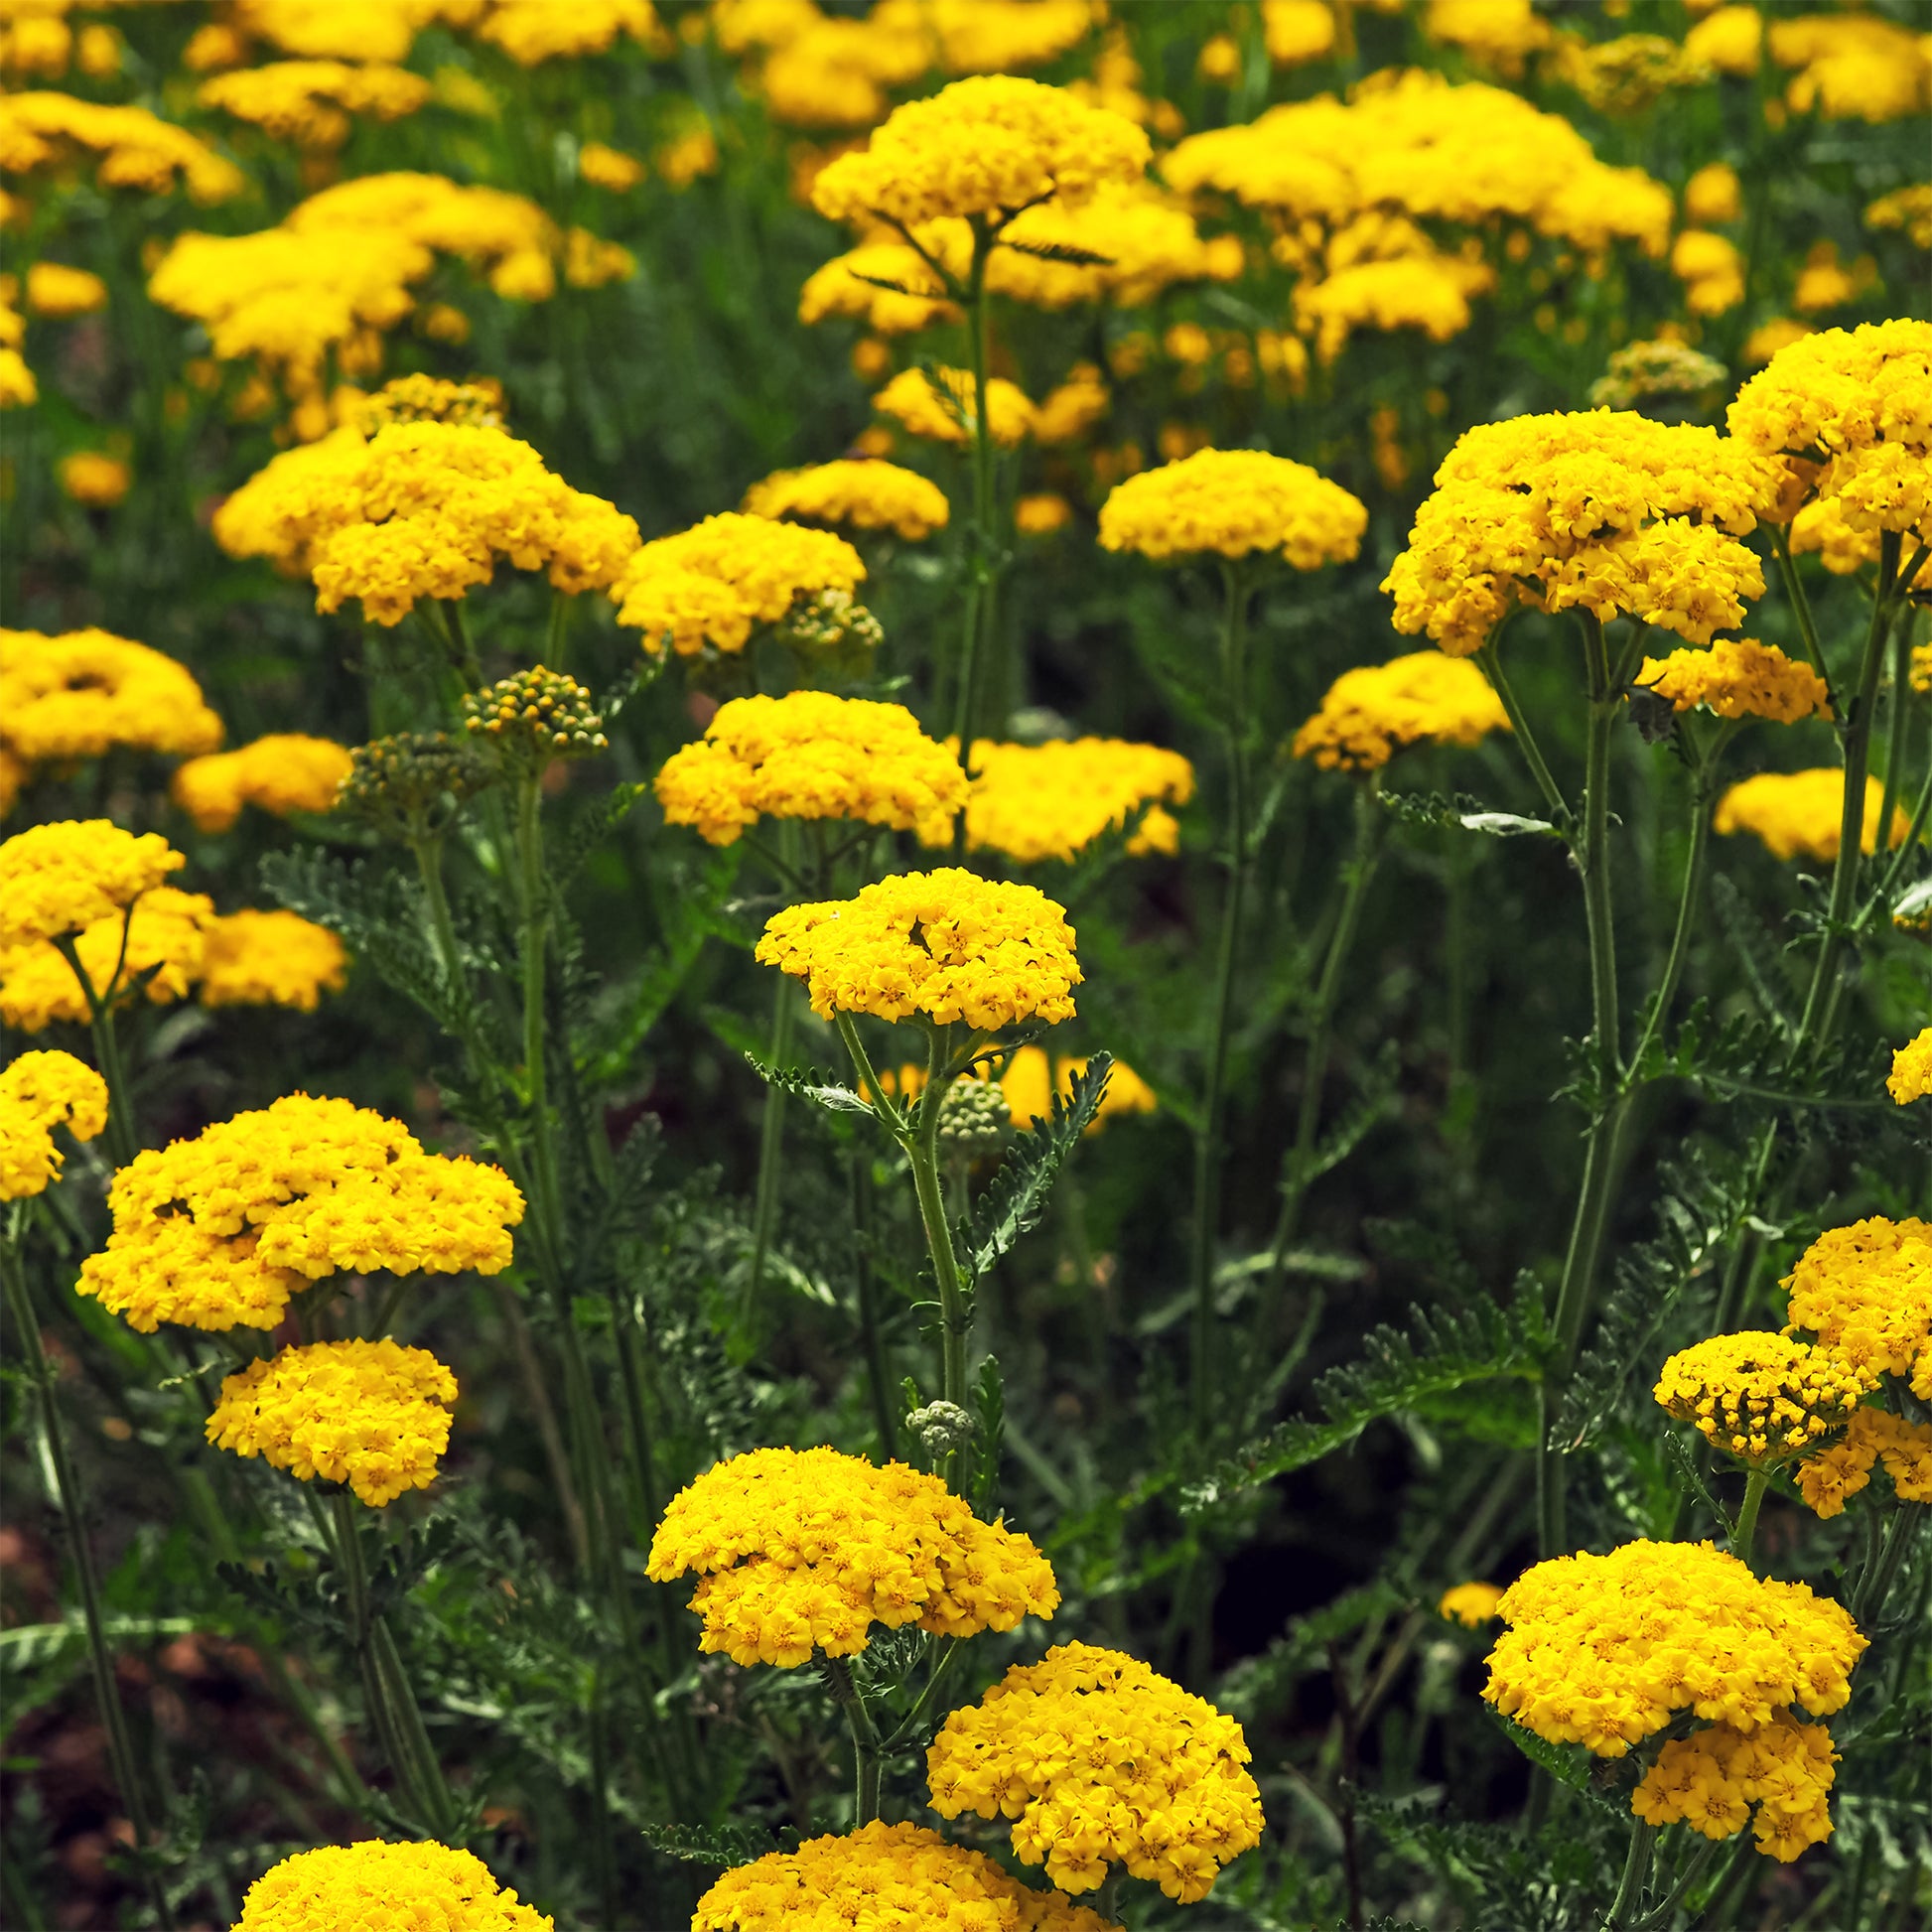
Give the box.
[368,1611,458,1840]
[1731,1466,1770,1570]
[52,931,136,1167]
[850,1148,897,1460]
[1191,563,1251,1437]
[513,775,565,1273]
[3,1230,174,1932]
[1605,1818,1654,1932]
[951,223,997,760]
[1476,634,1570,822]
[1794,530,1901,1050]
[410,834,464,989]
[1264,773,1385,1297]
[747,937,796,1306]
[1851,1500,1924,1627]
[1577,614,1621,1087]
[820,1656,884,1826]
[903,1026,969,1413]
[1770,525,1832,696]
[1874,604,1914,877]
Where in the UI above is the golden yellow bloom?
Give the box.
[742,460,949,540]
[1888,1028,1932,1104]
[1296,246,1492,362]
[0,628,222,763]
[1439,1581,1505,1626]
[1100,447,1366,568]
[927,1641,1263,1902]
[992,185,1244,310]
[811,75,1150,230]
[752,11,929,132]
[1163,70,1672,258]
[1261,0,1334,67]
[1770,13,1930,123]
[1654,1331,1872,1466]
[1865,184,1932,252]
[898,0,1095,76]
[476,0,665,65]
[199,909,349,1011]
[1385,412,1780,655]
[0,819,184,951]
[57,452,131,508]
[1914,642,1932,696]
[214,417,637,625]
[1684,5,1762,76]
[197,60,431,149]
[1632,1713,1838,1862]
[1482,1540,1865,1759]
[233,0,481,65]
[654,691,965,847]
[1292,651,1510,772]
[579,140,646,192]
[0,347,35,408]
[694,1820,1116,1932]
[646,1446,1059,1666]
[997,1045,1157,1134]
[610,511,865,656]
[874,365,1036,448]
[1789,493,1880,575]
[799,234,962,335]
[0,1050,108,1200]
[24,261,106,317]
[1782,1216,1932,1400]
[207,1337,457,1506]
[1672,228,1745,315]
[0,89,245,202]
[1684,162,1742,226]
[172,735,355,832]
[1635,638,1831,725]
[0,887,215,1032]
[1714,769,1907,863]
[1426,0,1550,74]
[936,736,1195,864]
[1015,492,1073,535]
[234,1840,552,1932]
[1796,1407,1932,1519]
[77,1093,523,1333]
[758,868,1080,1031]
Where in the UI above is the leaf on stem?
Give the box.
[965,1051,1114,1282]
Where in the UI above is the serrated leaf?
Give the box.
[1180,1287,1547,1516]
[998,237,1117,268]
[1458,810,1558,838]
[966,1053,1113,1281]
[744,1053,873,1114]
[641,1820,776,1866]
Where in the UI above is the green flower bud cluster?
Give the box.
[1588,340,1728,410]
[938,1078,1012,1162]
[334,731,492,842]
[462,666,608,768]
[351,374,505,432]
[775,588,885,661]
[904,1400,976,1458]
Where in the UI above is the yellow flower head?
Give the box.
[77,1094,524,1333]
[757,868,1081,1031]
[874,366,1037,448]
[1796,1407,1932,1520]
[1482,1540,1866,1759]
[25,262,108,317]
[1782,1216,1932,1399]
[991,184,1244,310]
[799,236,962,336]
[172,735,355,832]
[1684,162,1743,226]
[654,691,966,847]
[646,1445,1059,1666]
[1888,1028,1932,1104]
[214,418,639,626]
[937,737,1195,865]
[693,1820,1118,1932]
[1099,448,1367,568]
[0,89,245,202]
[476,0,665,65]
[1439,1581,1505,1627]
[1654,1331,1873,1467]
[198,909,348,1012]
[0,1050,108,1200]
[197,59,432,149]
[1864,184,1932,252]
[1714,769,1907,863]
[1684,6,1762,78]
[0,628,222,763]
[1632,1712,1839,1863]
[1789,493,1880,575]
[579,141,645,192]
[610,512,866,656]
[810,74,1151,230]
[1384,412,1781,655]
[233,1839,552,1932]
[1728,321,1932,549]
[0,887,215,1032]
[997,1044,1157,1134]
[1292,651,1510,772]
[742,460,950,540]
[0,820,184,951]
[1635,638,1832,725]
[207,1336,457,1506]
[926,1641,1264,1902]
[57,453,132,508]
[1770,13,1931,123]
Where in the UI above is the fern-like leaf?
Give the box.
[744,1054,873,1114]
[640,1820,776,1866]
[1180,1289,1547,1516]
[998,238,1117,268]
[966,1052,1113,1282]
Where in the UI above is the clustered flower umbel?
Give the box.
[1653,1331,1872,1466]
[1483,1540,1866,1860]
[1634,637,1832,727]
[1714,770,1907,864]
[926,1641,1264,1902]
[930,737,1196,865]
[333,730,493,843]
[231,1840,553,1932]
[463,666,608,767]
[0,1050,107,1200]
[645,1446,1059,1667]
[1098,446,1367,568]
[742,459,950,541]
[0,626,222,765]
[1291,650,1511,772]
[171,733,354,831]
[693,1821,1119,1932]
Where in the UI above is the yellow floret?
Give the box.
[1100,447,1366,567]
[172,735,355,831]
[0,1050,109,1199]
[233,1839,552,1932]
